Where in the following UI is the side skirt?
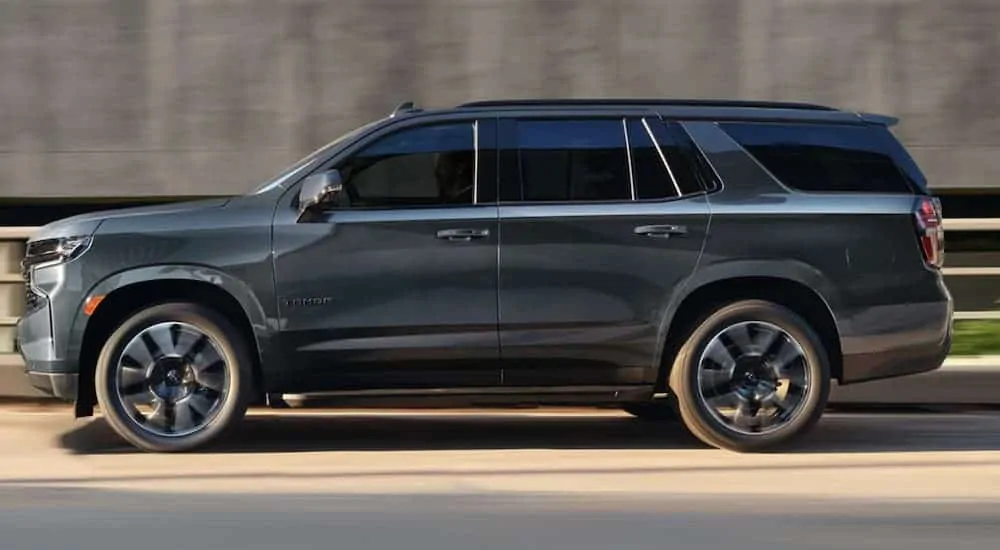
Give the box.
[277,385,657,409]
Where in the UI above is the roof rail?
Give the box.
[390,101,420,117]
[457,98,837,111]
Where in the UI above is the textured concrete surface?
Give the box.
[1,408,1000,549]
[1,0,998,198]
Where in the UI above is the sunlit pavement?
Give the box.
[2,405,1000,549]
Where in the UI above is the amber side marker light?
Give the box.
[84,295,105,316]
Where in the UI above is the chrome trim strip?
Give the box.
[473,119,480,204]
[283,385,648,399]
[623,118,636,200]
[642,117,683,197]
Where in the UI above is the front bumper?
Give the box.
[26,371,78,400]
[17,282,79,401]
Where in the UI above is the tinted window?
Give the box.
[875,125,929,192]
[719,122,914,193]
[338,122,476,207]
[627,119,707,199]
[666,121,719,194]
[627,119,676,200]
[514,119,630,202]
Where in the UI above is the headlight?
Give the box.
[21,235,93,278]
[52,235,93,260]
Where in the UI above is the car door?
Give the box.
[497,113,711,387]
[271,116,501,392]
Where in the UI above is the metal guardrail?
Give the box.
[940,219,1000,319]
[942,218,1000,231]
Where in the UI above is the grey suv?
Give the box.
[17,99,952,453]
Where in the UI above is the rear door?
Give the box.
[496,113,712,387]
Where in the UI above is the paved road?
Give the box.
[2,405,1000,549]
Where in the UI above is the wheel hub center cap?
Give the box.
[735,355,769,382]
[150,356,193,400]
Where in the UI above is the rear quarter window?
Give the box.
[718,122,920,194]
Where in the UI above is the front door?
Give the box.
[272,117,500,392]
[497,114,711,387]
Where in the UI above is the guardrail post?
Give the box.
[0,228,38,396]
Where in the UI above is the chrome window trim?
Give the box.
[642,117,683,198]
[622,118,636,201]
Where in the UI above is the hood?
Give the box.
[31,197,232,241]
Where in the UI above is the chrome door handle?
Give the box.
[633,224,687,239]
[436,228,490,241]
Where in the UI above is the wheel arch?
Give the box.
[656,262,844,392]
[70,265,271,417]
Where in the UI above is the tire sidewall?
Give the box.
[94,302,251,452]
[669,299,830,451]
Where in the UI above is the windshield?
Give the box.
[251,119,386,194]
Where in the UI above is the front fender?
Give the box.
[66,264,272,369]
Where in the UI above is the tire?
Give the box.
[668,299,830,452]
[94,302,253,452]
[622,401,678,421]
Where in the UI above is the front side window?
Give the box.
[337,122,476,207]
[513,119,631,202]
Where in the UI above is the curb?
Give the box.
[940,356,1000,368]
[831,355,1000,405]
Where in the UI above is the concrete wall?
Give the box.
[1,0,998,198]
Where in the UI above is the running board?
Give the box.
[279,385,656,409]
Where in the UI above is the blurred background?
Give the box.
[1,0,1000,360]
[2,0,998,199]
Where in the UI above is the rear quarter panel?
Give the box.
[680,121,951,366]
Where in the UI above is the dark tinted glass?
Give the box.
[631,119,708,198]
[668,121,719,193]
[338,122,475,207]
[514,119,630,202]
[719,122,914,194]
[627,119,676,200]
[875,125,929,192]
[475,119,499,203]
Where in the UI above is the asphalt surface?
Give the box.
[2,405,1000,549]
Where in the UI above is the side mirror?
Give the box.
[298,170,345,215]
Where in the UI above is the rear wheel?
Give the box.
[94,302,252,452]
[669,299,830,452]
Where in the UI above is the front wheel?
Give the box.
[94,303,253,452]
[669,300,830,452]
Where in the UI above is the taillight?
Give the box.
[914,196,944,268]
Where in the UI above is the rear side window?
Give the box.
[514,119,631,202]
[499,117,709,203]
[635,118,711,197]
[719,122,916,194]
[626,119,675,200]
